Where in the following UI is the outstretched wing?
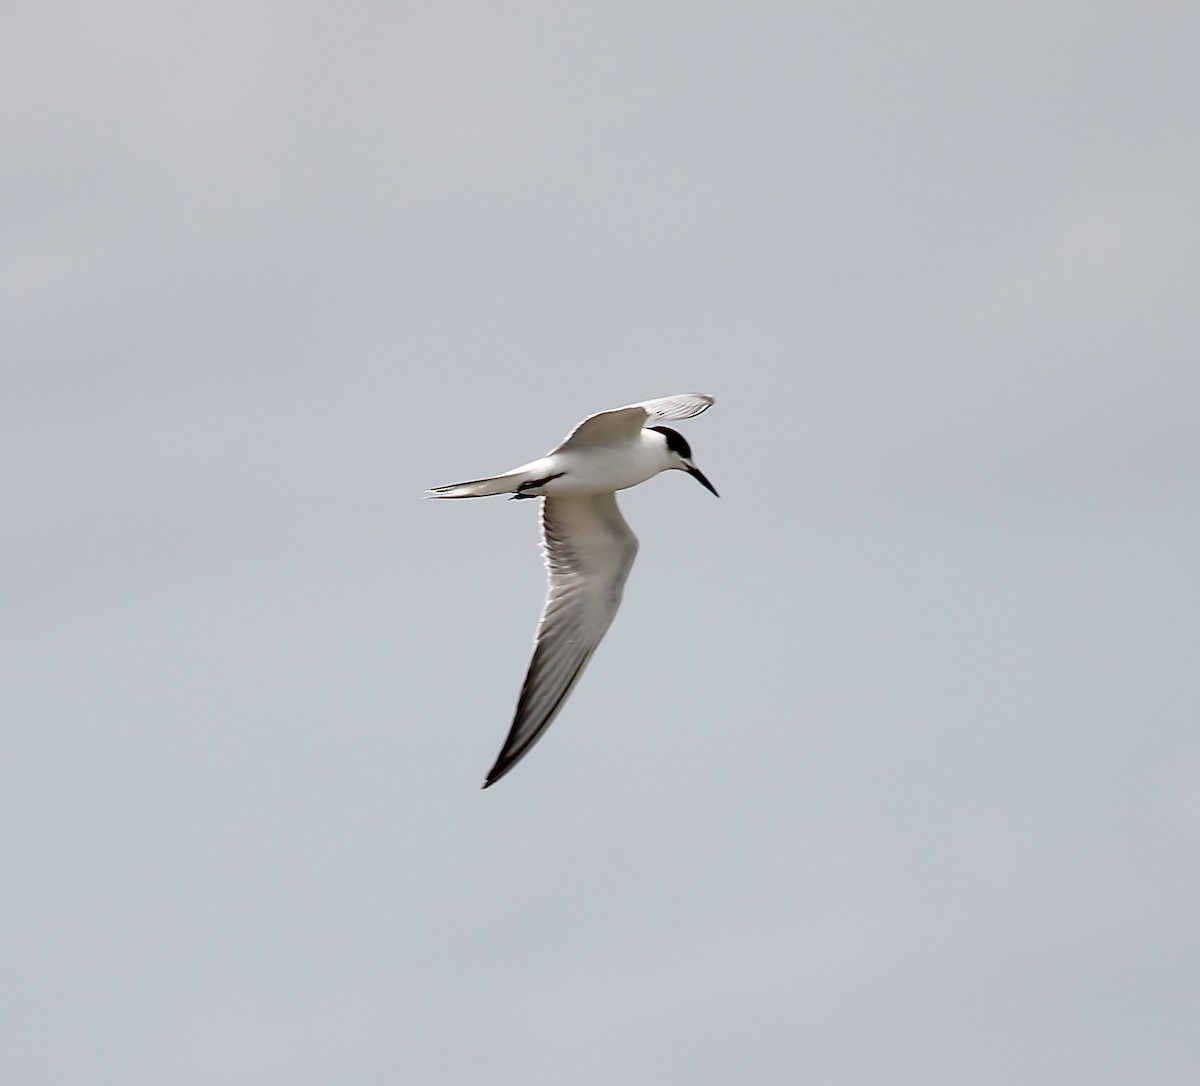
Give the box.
[553,393,714,451]
[483,493,639,788]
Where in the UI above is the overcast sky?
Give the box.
[3,3,1199,1084]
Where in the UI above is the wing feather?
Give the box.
[554,393,714,451]
[482,493,639,787]
[635,393,715,422]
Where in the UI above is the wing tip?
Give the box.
[644,392,715,420]
[481,757,515,790]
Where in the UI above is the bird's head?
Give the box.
[647,425,719,497]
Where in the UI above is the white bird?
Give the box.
[427,393,718,788]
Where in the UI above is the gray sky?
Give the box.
[4,3,1199,1083]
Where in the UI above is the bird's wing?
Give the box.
[553,393,714,451]
[635,392,715,422]
[483,493,639,787]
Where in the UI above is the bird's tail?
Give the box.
[425,471,527,499]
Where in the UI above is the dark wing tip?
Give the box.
[481,755,517,789]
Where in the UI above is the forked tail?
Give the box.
[425,472,527,499]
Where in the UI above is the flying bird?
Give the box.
[427,393,718,788]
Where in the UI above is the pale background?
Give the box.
[3,3,1198,1084]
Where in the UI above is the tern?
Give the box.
[427,393,718,788]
